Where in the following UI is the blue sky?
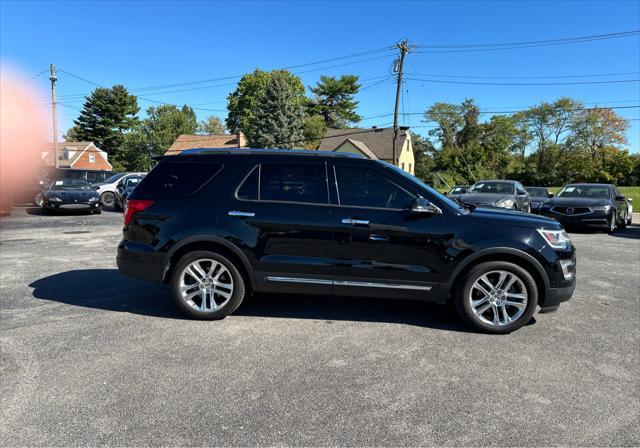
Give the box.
[1,0,639,151]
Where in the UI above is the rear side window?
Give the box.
[135,162,222,197]
[261,163,327,204]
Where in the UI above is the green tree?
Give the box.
[67,85,139,155]
[198,115,226,134]
[308,75,361,128]
[248,71,306,148]
[117,104,197,170]
[226,69,305,143]
[302,115,327,150]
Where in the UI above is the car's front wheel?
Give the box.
[100,191,115,207]
[34,192,44,207]
[607,211,617,234]
[455,261,538,334]
[170,251,246,319]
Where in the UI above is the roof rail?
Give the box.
[172,147,364,158]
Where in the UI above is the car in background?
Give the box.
[42,179,102,215]
[42,167,115,184]
[540,183,631,233]
[114,174,146,210]
[457,180,531,212]
[446,185,470,200]
[525,186,554,214]
[10,176,48,206]
[93,172,146,208]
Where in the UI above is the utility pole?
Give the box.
[392,40,411,167]
[50,64,58,168]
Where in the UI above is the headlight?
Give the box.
[591,205,611,212]
[495,198,515,208]
[88,196,98,202]
[537,228,571,250]
[49,196,62,202]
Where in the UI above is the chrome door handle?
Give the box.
[342,218,369,225]
[228,210,255,217]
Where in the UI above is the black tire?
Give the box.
[100,191,115,208]
[454,261,538,334]
[607,211,617,234]
[92,208,102,215]
[42,206,50,215]
[619,211,627,229]
[34,192,44,207]
[170,250,246,320]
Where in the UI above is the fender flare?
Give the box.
[445,247,551,292]
[162,235,257,289]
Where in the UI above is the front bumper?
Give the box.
[45,201,101,211]
[541,210,610,228]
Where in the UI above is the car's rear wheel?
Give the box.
[455,261,538,334]
[100,191,115,207]
[619,211,628,229]
[170,250,245,319]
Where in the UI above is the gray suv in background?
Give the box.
[457,180,531,212]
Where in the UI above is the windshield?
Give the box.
[469,182,515,194]
[103,173,126,184]
[379,162,466,211]
[449,186,468,194]
[526,187,548,197]
[558,185,610,199]
[49,179,92,190]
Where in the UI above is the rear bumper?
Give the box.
[116,240,165,283]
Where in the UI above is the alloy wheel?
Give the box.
[179,259,234,312]
[34,192,43,207]
[101,192,115,207]
[468,270,528,327]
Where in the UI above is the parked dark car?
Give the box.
[42,179,102,215]
[114,174,146,210]
[11,176,48,206]
[457,180,531,212]
[446,185,469,200]
[540,183,631,233]
[116,149,576,334]
[525,186,554,214]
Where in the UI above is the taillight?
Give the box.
[124,199,154,226]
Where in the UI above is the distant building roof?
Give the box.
[41,141,111,169]
[166,132,247,155]
[318,127,409,161]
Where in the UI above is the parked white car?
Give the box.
[93,172,146,207]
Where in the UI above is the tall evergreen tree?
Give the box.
[249,72,306,148]
[67,85,139,154]
[309,75,361,128]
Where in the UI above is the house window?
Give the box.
[401,162,405,170]
[62,150,69,160]
[89,154,96,163]
[408,163,412,172]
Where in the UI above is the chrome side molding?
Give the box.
[266,276,432,291]
[228,210,255,217]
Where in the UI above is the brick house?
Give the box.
[165,132,247,156]
[318,127,415,174]
[41,142,113,170]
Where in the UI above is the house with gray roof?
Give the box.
[317,127,415,174]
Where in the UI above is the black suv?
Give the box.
[117,149,576,333]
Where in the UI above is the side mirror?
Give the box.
[517,191,527,195]
[615,195,626,201]
[410,197,441,215]
[548,193,555,198]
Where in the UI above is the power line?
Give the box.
[404,71,640,80]
[403,77,640,86]
[18,70,47,86]
[413,30,640,53]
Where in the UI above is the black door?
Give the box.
[330,162,449,300]
[221,160,334,295]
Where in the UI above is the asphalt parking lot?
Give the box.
[1,206,639,446]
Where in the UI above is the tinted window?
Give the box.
[135,162,221,197]
[237,166,259,200]
[526,187,548,197]
[260,163,327,204]
[558,185,610,199]
[335,165,415,209]
[470,182,515,194]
